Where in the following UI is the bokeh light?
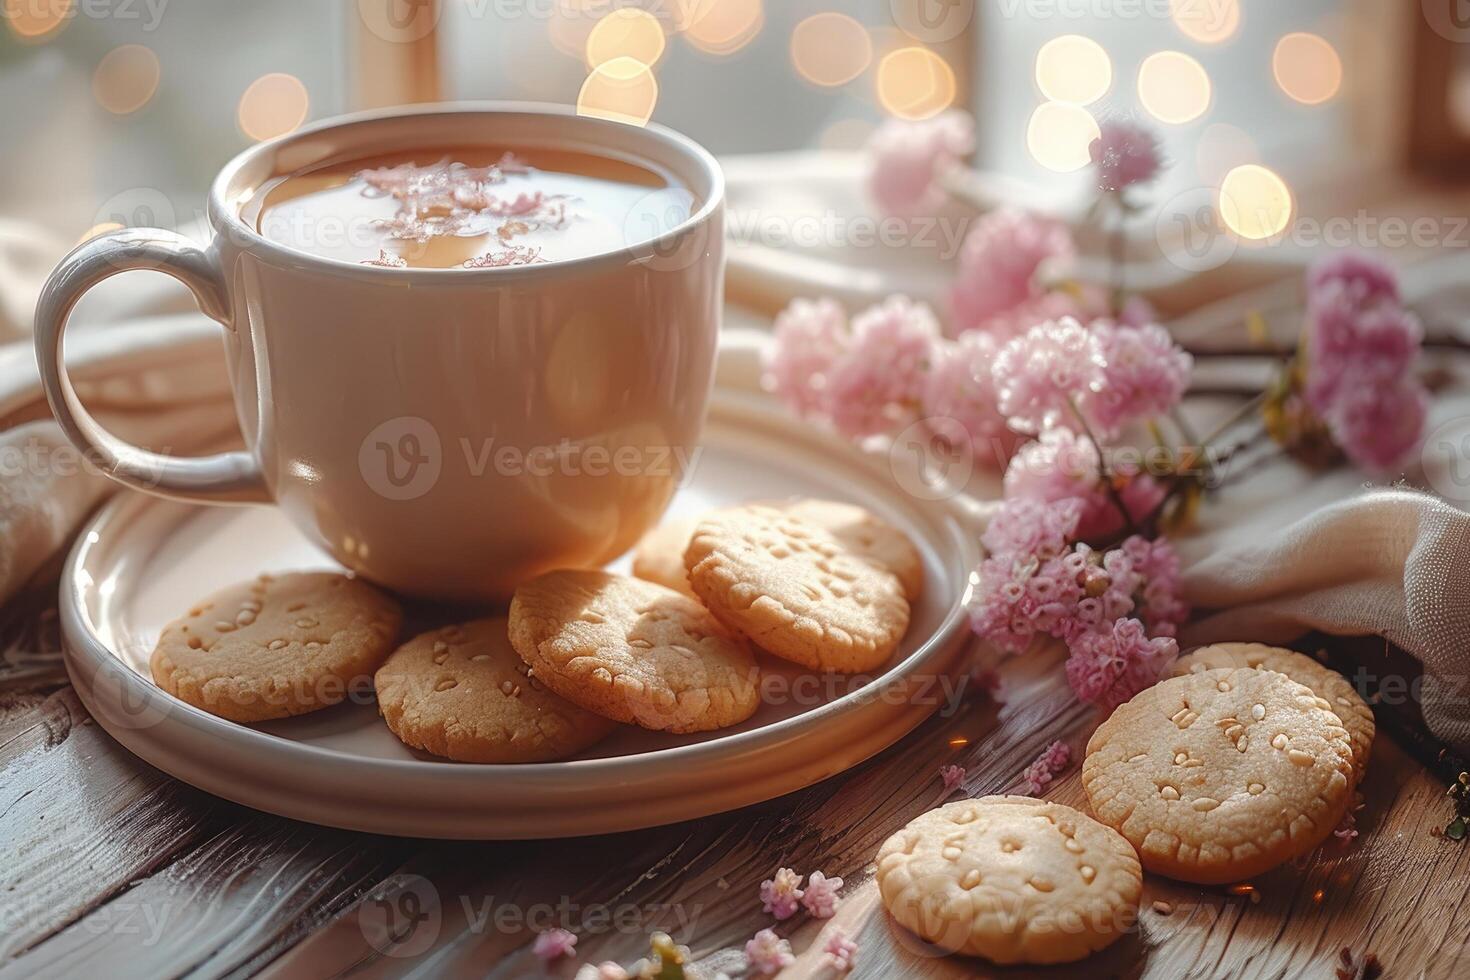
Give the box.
[586,8,665,68]
[1138,51,1211,125]
[1035,35,1111,105]
[549,0,598,59]
[92,44,161,115]
[1272,32,1342,105]
[791,13,871,87]
[876,47,956,120]
[1219,164,1293,240]
[683,0,764,57]
[577,56,658,126]
[237,73,310,142]
[1026,101,1100,173]
[4,0,70,40]
[1195,122,1258,186]
[1169,0,1239,44]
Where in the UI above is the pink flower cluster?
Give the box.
[971,496,1183,709]
[1089,119,1164,193]
[744,928,794,975]
[866,110,974,218]
[1021,740,1072,796]
[759,866,844,921]
[764,293,1013,468]
[993,317,1193,438]
[1304,252,1427,471]
[949,208,1079,338]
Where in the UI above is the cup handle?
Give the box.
[34,228,269,503]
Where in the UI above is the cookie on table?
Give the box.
[375,617,616,763]
[1170,642,1374,784]
[684,504,910,673]
[1083,667,1354,884]
[632,500,924,602]
[631,514,700,598]
[150,571,402,723]
[875,795,1142,965]
[508,570,760,733]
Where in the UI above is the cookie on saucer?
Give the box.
[508,570,760,733]
[375,617,616,763]
[150,571,402,723]
[684,504,910,673]
[1083,667,1354,884]
[875,795,1142,964]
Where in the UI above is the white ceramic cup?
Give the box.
[35,103,725,600]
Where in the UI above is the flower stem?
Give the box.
[1198,390,1268,449]
[1067,395,1139,537]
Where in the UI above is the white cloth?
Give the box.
[5,158,1470,751]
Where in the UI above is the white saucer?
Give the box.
[61,387,983,838]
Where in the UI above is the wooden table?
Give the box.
[2,573,1464,980]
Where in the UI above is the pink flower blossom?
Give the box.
[1065,617,1177,711]
[823,930,859,972]
[765,297,848,418]
[1021,740,1072,796]
[1305,282,1421,414]
[950,209,1075,335]
[866,110,974,218]
[1081,321,1193,437]
[1089,119,1164,192]
[745,928,795,975]
[532,927,577,963]
[759,868,805,920]
[1117,535,1189,638]
[1325,373,1429,472]
[1307,251,1400,306]
[992,316,1104,434]
[825,295,941,439]
[921,331,1015,469]
[980,496,1082,561]
[1002,427,1166,540]
[801,871,844,918]
[939,763,967,792]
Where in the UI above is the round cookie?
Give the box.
[632,501,924,602]
[875,796,1141,965]
[150,571,402,723]
[1083,667,1354,884]
[684,504,911,673]
[631,514,700,598]
[508,570,760,733]
[1170,643,1374,784]
[375,618,616,763]
[781,498,924,602]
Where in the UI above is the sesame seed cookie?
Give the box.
[875,796,1142,965]
[375,617,616,763]
[150,571,402,723]
[1170,643,1374,784]
[508,570,760,733]
[684,504,911,673]
[1083,667,1354,884]
[632,501,924,602]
